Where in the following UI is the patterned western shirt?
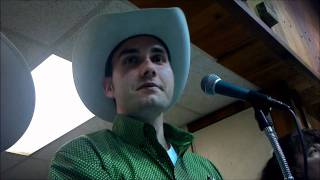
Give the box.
[49,115,223,179]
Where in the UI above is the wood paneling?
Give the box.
[271,0,319,72]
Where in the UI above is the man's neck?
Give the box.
[150,114,169,150]
[130,112,169,150]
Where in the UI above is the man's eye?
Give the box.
[152,54,166,63]
[308,147,320,157]
[124,57,139,65]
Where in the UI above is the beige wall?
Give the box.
[192,108,273,180]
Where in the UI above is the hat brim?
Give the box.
[72,8,190,122]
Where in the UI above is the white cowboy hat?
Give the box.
[72,7,190,122]
[1,33,35,151]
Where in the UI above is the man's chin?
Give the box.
[134,97,169,111]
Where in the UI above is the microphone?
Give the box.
[201,74,290,110]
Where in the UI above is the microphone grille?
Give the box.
[201,74,221,95]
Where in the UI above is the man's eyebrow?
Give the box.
[118,48,139,57]
[151,46,166,53]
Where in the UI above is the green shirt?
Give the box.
[49,115,223,179]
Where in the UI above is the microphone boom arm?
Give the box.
[254,107,294,180]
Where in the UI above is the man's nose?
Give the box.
[140,59,156,79]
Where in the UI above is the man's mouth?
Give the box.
[137,82,163,91]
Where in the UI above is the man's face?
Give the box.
[295,143,320,180]
[104,36,174,117]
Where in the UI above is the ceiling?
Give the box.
[1,0,257,128]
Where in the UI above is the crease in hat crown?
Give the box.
[72,7,190,122]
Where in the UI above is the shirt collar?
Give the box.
[112,114,194,156]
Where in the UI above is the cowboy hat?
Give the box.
[72,7,190,122]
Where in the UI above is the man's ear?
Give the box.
[103,77,114,98]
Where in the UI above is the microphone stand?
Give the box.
[253,106,294,180]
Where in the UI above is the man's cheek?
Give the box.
[160,71,174,82]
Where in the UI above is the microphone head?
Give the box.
[201,74,221,95]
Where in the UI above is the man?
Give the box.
[261,129,320,180]
[49,8,222,179]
